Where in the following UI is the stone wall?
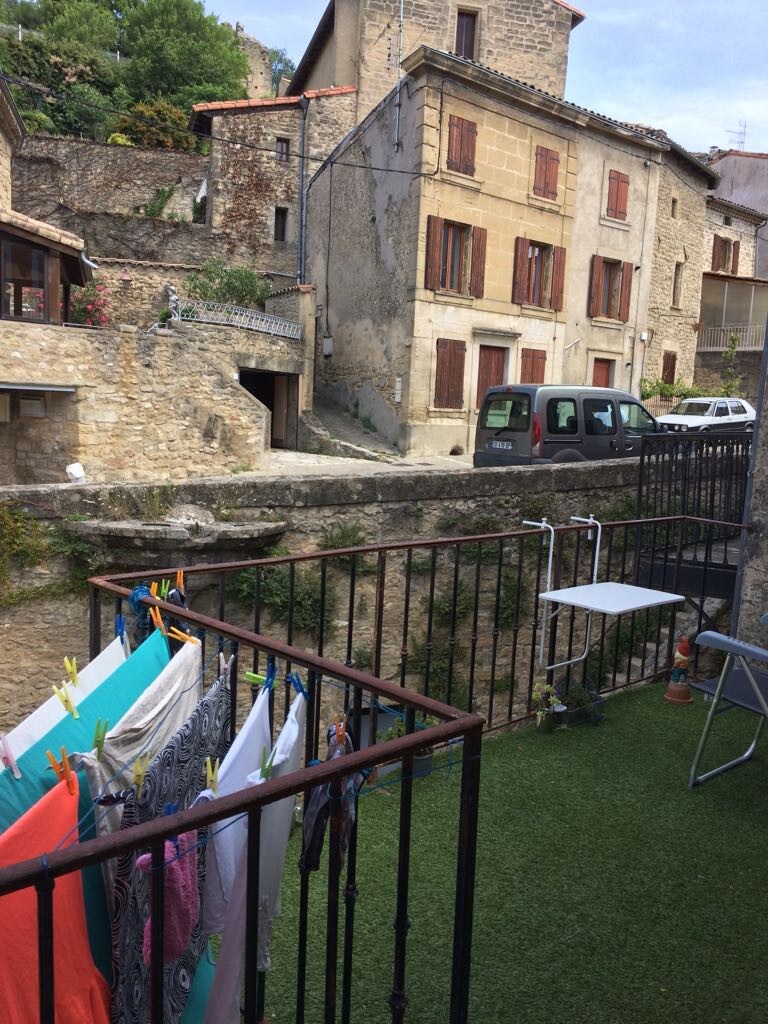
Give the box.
[45,208,212,265]
[693,349,763,404]
[95,261,199,328]
[236,30,272,98]
[645,155,709,385]
[705,203,757,277]
[0,320,275,483]
[0,126,12,209]
[13,136,208,220]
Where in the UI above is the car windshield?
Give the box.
[670,401,713,417]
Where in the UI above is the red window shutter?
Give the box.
[533,146,548,197]
[711,234,721,272]
[447,115,462,172]
[606,170,619,218]
[469,226,487,298]
[435,339,466,409]
[616,172,629,220]
[661,351,677,385]
[550,245,566,311]
[512,236,530,304]
[618,261,633,322]
[461,119,477,176]
[545,149,559,200]
[425,215,444,291]
[588,254,604,317]
[732,240,740,275]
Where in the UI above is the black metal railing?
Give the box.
[100,515,746,732]
[637,432,752,525]
[0,592,483,1024]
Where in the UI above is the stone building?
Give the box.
[642,143,718,387]
[287,0,584,120]
[708,150,768,278]
[306,47,674,455]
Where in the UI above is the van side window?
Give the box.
[481,395,531,431]
[547,398,577,434]
[584,398,616,435]
[619,401,656,434]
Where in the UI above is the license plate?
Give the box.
[490,439,513,450]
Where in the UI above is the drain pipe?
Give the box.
[296,94,310,283]
[393,0,404,149]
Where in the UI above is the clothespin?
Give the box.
[167,626,201,646]
[149,605,166,634]
[63,656,78,688]
[205,756,219,795]
[115,613,125,641]
[289,672,307,698]
[260,745,274,781]
[46,747,76,795]
[52,681,79,720]
[159,578,171,600]
[176,569,185,594]
[0,733,21,780]
[133,752,150,788]
[149,581,158,598]
[92,719,108,761]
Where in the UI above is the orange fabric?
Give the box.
[0,778,111,1024]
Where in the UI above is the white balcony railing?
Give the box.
[173,298,302,340]
[697,323,766,352]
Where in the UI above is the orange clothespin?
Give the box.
[167,626,200,646]
[52,681,79,719]
[63,656,78,688]
[176,569,185,593]
[133,753,150,788]
[150,581,158,598]
[46,746,76,795]
[205,756,219,795]
[149,605,166,634]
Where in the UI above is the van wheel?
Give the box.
[552,450,587,463]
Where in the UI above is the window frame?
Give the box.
[533,145,560,201]
[275,137,290,162]
[546,397,578,435]
[455,10,478,59]
[440,221,468,293]
[446,114,477,177]
[274,206,288,242]
[606,169,629,221]
[512,236,566,311]
[619,400,657,435]
[672,262,683,308]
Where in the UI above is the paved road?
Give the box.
[263,449,474,477]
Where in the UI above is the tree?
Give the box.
[112,98,196,150]
[268,47,295,93]
[55,81,115,139]
[46,0,118,50]
[185,259,271,308]
[120,0,248,107]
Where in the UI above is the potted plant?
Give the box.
[531,680,605,730]
[378,713,438,778]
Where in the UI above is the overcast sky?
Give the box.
[214,0,768,154]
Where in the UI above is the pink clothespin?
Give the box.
[0,733,21,780]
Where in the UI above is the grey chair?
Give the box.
[689,615,768,787]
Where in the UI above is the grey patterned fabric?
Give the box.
[110,672,231,1024]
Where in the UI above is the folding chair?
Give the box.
[689,615,768,787]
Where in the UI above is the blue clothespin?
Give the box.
[289,672,307,698]
[115,614,125,641]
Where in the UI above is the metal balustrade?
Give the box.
[173,298,303,340]
[697,323,765,352]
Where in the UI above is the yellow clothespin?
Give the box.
[46,746,76,795]
[150,581,158,598]
[52,681,79,720]
[167,626,201,646]
[205,756,219,795]
[63,656,78,688]
[149,605,166,634]
[133,753,150,788]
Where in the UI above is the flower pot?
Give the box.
[536,711,556,733]
[413,751,433,778]
[555,695,606,727]
[664,681,693,705]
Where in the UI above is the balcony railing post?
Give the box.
[89,583,101,660]
[36,866,55,1024]
[150,841,166,1024]
[389,707,416,1024]
[243,806,262,1023]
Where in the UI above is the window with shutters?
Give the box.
[424,215,487,298]
[532,145,560,201]
[446,115,477,176]
[606,170,629,221]
[711,234,735,273]
[661,351,677,385]
[587,255,633,322]
[455,11,477,59]
[434,338,466,409]
[672,262,683,308]
[519,348,546,385]
[511,237,566,312]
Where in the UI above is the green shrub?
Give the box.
[143,186,175,219]
[185,258,270,308]
[228,562,337,638]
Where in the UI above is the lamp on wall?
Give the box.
[120,268,132,289]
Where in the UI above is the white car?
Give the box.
[657,397,756,433]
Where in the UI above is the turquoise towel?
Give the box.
[0,629,171,979]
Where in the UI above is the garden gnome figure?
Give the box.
[664,635,693,704]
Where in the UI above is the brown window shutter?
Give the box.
[476,345,506,406]
[435,339,466,409]
[447,115,462,172]
[618,261,633,322]
[533,146,548,197]
[520,348,533,383]
[711,234,722,272]
[425,215,444,290]
[512,236,530,303]
[606,170,619,218]
[661,351,677,385]
[616,172,629,220]
[588,254,604,317]
[732,240,740,275]
[545,148,560,200]
[532,350,547,384]
[461,119,477,176]
[550,245,566,311]
[469,226,487,299]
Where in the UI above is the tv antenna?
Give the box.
[726,120,746,150]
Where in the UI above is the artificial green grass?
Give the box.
[259,685,768,1023]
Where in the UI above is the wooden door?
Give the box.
[592,358,613,388]
[476,345,506,407]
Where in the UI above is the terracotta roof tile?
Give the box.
[0,209,85,251]
[192,86,356,116]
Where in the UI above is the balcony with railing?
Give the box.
[697,322,766,352]
[172,297,303,339]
